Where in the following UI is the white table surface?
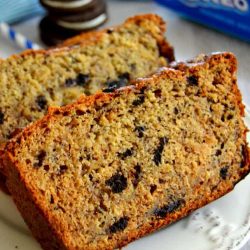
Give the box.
[0,0,250,249]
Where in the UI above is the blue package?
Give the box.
[155,0,250,42]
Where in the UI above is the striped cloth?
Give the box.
[0,0,44,24]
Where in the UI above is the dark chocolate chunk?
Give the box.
[159,178,166,184]
[76,109,85,116]
[107,28,114,34]
[34,150,46,168]
[132,95,145,106]
[103,73,130,93]
[65,73,90,87]
[150,184,157,194]
[240,145,247,168]
[187,75,199,86]
[36,95,47,110]
[59,165,68,174]
[50,195,54,204]
[132,164,141,187]
[153,137,169,166]
[215,149,222,156]
[65,78,75,87]
[109,216,129,234]
[227,114,233,120]
[102,87,116,93]
[174,107,179,115]
[134,126,145,138]
[119,72,130,81]
[76,73,90,86]
[0,111,4,125]
[220,166,229,180]
[154,89,162,97]
[44,165,50,171]
[140,87,147,94]
[106,173,128,193]
[154,199,184,218]
[118,148,133,160]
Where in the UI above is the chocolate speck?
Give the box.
[76,73,90,86]
[220,166,229,180]
[118,148,133,160]
[103,73,130,93]
[215,150,222,156]
[109,217,129,234]
[65,73,90,87]
[153,137,169,166]
[59,165,68,174]
[154,89,162,97]
[65,78,75,87]
[133,164,141,187]
[36,95,47,110]
[34,150,46,168]
[44,165,50,171]
[240,145,248,168]
[154,199,184,218]
[150,184,157,194]
[132,95,145,106]
[107,28,114,34]
[135,126,145,138]
[0,111,4,124]
[187,76,199,86]
[106,173,128,193]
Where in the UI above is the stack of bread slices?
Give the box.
[0,14,249,250]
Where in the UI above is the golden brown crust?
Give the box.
[3,153,68,250]
[2,52,250,250]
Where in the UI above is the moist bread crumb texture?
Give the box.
[2,53,250,250]
[0,14,173,144]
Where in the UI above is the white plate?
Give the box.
[0,112,250,250]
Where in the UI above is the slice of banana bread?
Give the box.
[0,14,173,145]
[2,52,249,250]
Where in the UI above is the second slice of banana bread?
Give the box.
[0,14,173,145]
[2,52,249,250]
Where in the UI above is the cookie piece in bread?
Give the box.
[2,52,249,250]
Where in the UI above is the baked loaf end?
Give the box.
[2,52,249,250]
[0,14,173,146]
[62,14,174,62]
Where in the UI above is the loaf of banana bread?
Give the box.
[2,52,249,250]
[0,14,174,191]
